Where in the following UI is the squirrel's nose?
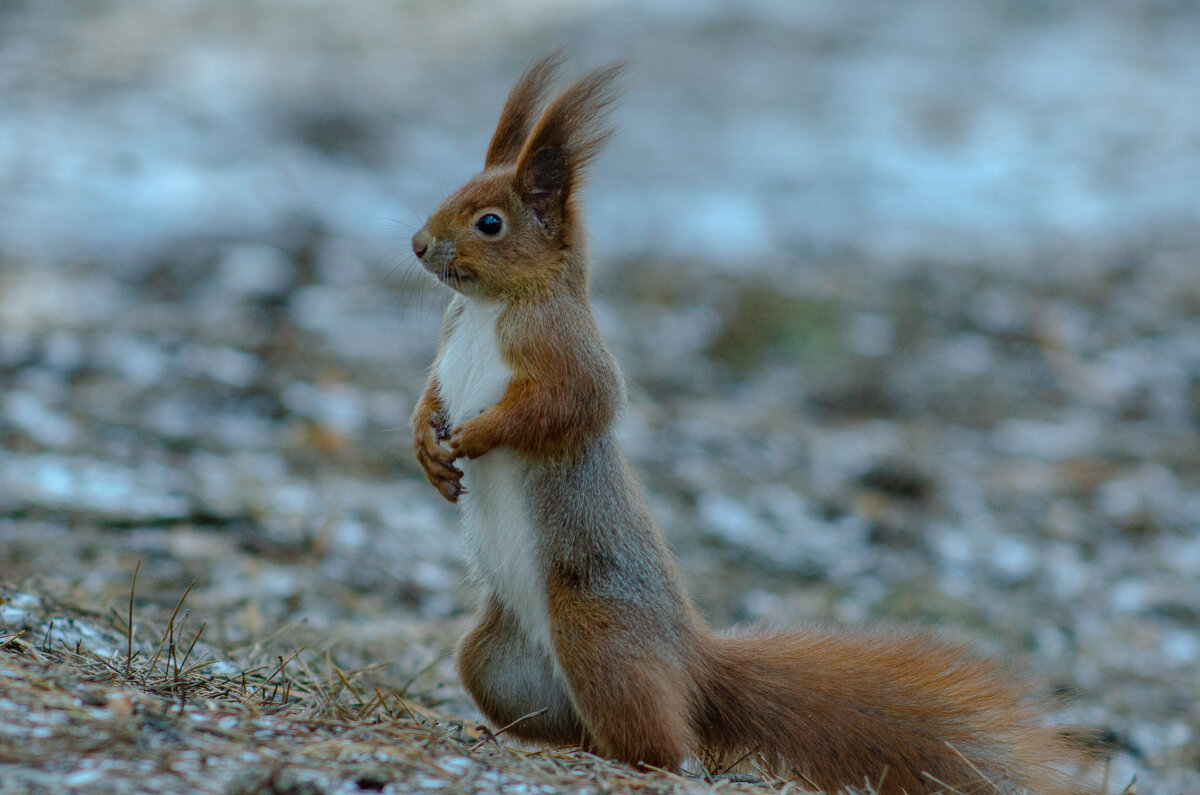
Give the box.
[412,230,432,259]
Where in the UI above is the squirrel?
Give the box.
[409,54,1095,794]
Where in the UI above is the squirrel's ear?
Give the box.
[515,61,623,236]
[522,146,567,234]
[485,52,564,168]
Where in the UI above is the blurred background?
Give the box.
[1,1,1198,789]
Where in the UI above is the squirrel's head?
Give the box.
[412,54,622,301]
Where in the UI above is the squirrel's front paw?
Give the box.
[448,423,496,461]
[414,421,465,503]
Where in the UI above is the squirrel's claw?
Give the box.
[415,422,465,502]
[438,479,467,503]
[422,454,465,503]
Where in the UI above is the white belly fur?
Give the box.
[437,298,553,654]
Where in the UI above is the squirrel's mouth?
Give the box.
[423,259,476,288]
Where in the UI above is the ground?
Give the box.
[1,2,1198,792]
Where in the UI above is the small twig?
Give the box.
[943,741,994,789]
[468,708,549,752]
[146,581,195,680]
[178,622,206,674]
[164,582,195,645]
[240,647,304,703]
[167,628,179,685]
[0,630,25,649]
[468,725,502,752]
[638,763,695,786]
[712,745,759,778]
[373,687,394,720]
[334,666,363,700]
[390,692,419,723]
[355,688,386,721]
[921,770,969,794]
[126,560,140,677]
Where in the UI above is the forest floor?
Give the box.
[2,2,1198,792]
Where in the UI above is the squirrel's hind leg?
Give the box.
[547,585,694,771]
[456,594,587,745]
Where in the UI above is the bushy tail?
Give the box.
[692,627,1094,794]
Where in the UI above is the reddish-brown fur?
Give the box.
[695,629,1088,792]
[410,56,1096,794]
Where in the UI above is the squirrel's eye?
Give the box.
[475,213,504,236]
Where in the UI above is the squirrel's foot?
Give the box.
[415,417,465,503]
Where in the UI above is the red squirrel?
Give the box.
[409,55,1094,794]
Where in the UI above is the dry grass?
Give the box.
[0,579,815,795]
[0,575,1104,795]
[3,574,1115,795]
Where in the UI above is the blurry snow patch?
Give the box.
[1109,578,1156,617]
[593,188,774,266]
[1097,464,1194,532]
[993,414,1099,460]
[179,344,261,388]
[931,524,975,571]
[699,492,761,543]
[0,453,191,519]
[210,409,278,450]
[187,450,291,517]
[1087,340,1200,426]
[1031,623,1069,657]
[367,389,410,429]
[0,271,124,331]
[290,285,343,335]
[940,333,993,376]
[1130,720,1196,762]
[215,244,294,298]
[967,288,1027,334]
[846,312,894,357]
[988,535,1036,584]
[674,192,774,264]
[0,588,126,658]
[288,284,408,361]
[43,332,85,372]
[282,380,366,436]
[4,390,78,448]
[1164,535,1200,579]
[0,591,40,626]
[698,486,869,579]
[1042,542,1088,599]
[807,422,905,496]
[332,518,367,549]
[935,522,1045,588]
[0,331,34,368]
[739,588,784,621]
[412,560,457,592]
[265,482,316,522]
[95,334,171,387]
[1161,630,1200,668]
[604,302,720,388]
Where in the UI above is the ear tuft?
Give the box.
[525,147,566,231]
[484,51,565,168]
[514,60,624,237]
